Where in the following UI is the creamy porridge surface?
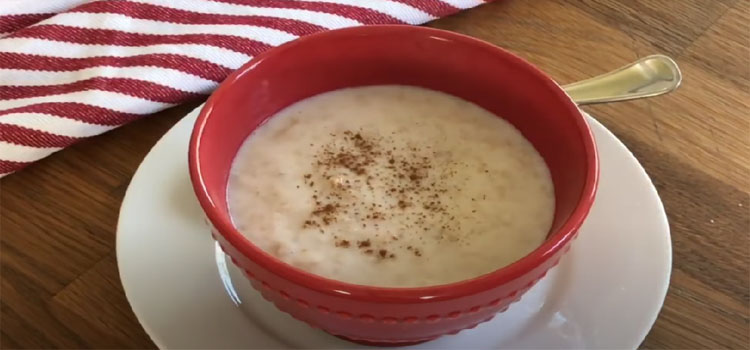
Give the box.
[228,85,555,287]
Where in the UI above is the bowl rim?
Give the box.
[188,25,599,303]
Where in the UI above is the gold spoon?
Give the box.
[563,55,682,105]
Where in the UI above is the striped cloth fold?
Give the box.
[0,0,488,177]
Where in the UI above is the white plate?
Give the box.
[117,106,671,349]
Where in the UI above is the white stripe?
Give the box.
[0,113,114,137]
[0,141,61,163]
[0,0,88,16]
[45,12,298,46]
[129,0,361,29]
[0,67,219,94]
[0,90,172,115]
[0,38,250,70]
[441,0,486,9]
[300,0,434,24]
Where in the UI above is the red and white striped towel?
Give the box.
[0,0,488,178]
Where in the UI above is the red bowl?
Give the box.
[189,25,598,346]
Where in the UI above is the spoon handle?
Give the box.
[563,55,682,105]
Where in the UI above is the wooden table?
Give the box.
[1,0,748,348]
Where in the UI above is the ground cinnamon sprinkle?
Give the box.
[299,128,465,259]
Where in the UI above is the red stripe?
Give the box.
[0,77,202,103]
[0,14,54,34]
[210,0,404,24]
[70,0,327,36]
[9,25,273,56]
[0,52,232,82]
[387,0,459,17]
[0,159,30,174]
[0,103,140,126]
[0,124,78,148]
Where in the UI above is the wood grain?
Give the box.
[1,0,748,348]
